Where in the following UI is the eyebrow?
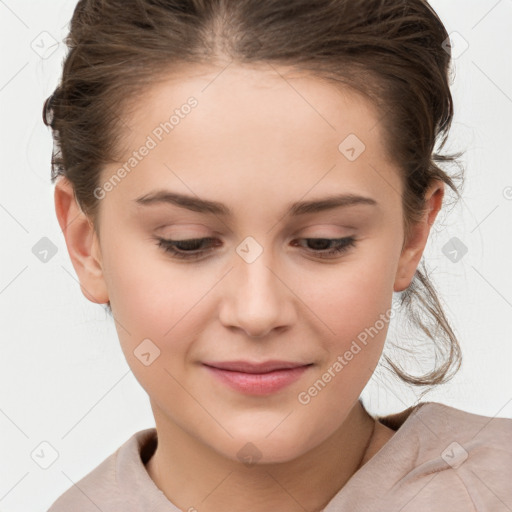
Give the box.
[134,190,378,216]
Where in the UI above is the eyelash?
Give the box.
[155,236,357,261]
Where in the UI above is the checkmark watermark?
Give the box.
[30,31,59,59]
[134,338,161,366]
[31,441,59,469]
[442,236,468,263]
[441,31,469,59]
[338,133,366,162]
[236,442,263,467]
[31,237,58,263]
[441,441,468,469]
[236,236,264,264]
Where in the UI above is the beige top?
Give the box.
[47,401,512,511]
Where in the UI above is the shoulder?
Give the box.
[46,446,119,512]
[410,401,512,463]
[46,428,158,512]
[381,402,512,511]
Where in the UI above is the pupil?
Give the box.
[310,239,331,250]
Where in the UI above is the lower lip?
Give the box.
[203,365,311,395]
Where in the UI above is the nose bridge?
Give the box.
[219,242,293,337]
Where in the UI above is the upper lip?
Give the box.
[203,360,312,374]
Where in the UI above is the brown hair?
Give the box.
[44,0,464,391]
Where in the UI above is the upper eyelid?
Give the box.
[157,235,356,248]
[158,234,353,241]
[156,236,357,263]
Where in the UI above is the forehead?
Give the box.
[124,63,385,153]
[108,63,402,215]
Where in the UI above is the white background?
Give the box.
[1,1,511,510]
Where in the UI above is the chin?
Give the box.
[209,430,316,466]
[205,409,334,465]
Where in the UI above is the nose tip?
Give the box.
[218,256,295,338]
[241,324,279,339]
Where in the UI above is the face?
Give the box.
[59,63,441,464]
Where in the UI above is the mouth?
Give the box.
[202,360,313,395]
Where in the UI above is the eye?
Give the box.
[156,237,220,260]
[290,237,357,259]
[155,236,357,261]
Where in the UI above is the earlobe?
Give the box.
[54,177,109,304]
[393,181,445,292]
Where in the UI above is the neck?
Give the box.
[145,400,378,512]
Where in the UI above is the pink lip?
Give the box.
[202,360,312,395]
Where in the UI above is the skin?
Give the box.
[55,63,444,512]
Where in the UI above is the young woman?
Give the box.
[44,0,511,510]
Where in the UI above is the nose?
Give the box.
[218,249,296,338]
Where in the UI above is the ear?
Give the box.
[394,180,445,292]
[54,176,109,304]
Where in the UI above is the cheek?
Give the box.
[291,254,397,444]
[100,236,214,407]
[297,241,399,406]
[308,244,397,341]
[100,231,199,350]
